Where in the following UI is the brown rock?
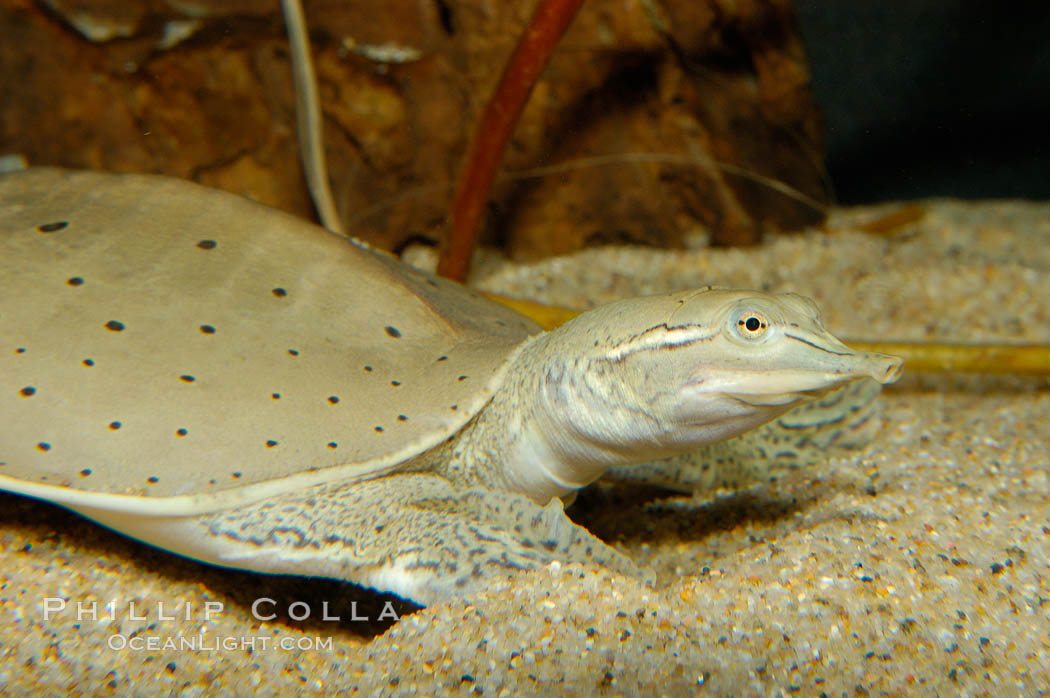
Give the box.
[0,0,828,257]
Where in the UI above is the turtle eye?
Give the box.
[734,311,769,340]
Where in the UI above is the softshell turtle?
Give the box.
[0,168,902,604]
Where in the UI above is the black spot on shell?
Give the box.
[327,396,340,404]
[108,421,122,430]
[19,386,35,397]
[266,440,278,448]
[37,442,51,452]
[176,428,188,436]
[374,426,384,433]
[67,277,84,286]
[327,442,338,449]
[199,325,216,334]
[397,414,408,421]
[272,393,281,400]
[196,239,217,250]
[450,404,458,411]
[437,355,448,362]
[495,320,506,327]
[288,349,299,356]
[390,380,401,387]
[363,365,373,372]
[231,472,242,479]
[79,469,91,477]
[179,374,196,383]
[82,358,94,367]
[385,326,401,338]
[147,476,159,484]
[37,221,68,233]
[272,287,287,297]
[209,479,217,485]
[104,320,125,332]
[458,375,468,381]
[16,348,26,354]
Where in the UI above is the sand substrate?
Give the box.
[1,199,1047,695]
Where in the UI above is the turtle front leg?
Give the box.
[123,473,645,606]
[602,379,885,493]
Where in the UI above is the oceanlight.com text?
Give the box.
[107,634,334,652]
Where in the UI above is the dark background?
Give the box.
[794,1,1050,203]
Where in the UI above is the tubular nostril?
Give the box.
[884,361,903,383]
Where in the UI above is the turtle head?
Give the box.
[501,288,902,501]
[627,289,903,444]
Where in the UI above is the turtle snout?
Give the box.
[875,354,904,384]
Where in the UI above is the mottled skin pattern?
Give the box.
[200,476,644,600]
[604,378,883,493]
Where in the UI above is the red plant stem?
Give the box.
[437,0,586,281]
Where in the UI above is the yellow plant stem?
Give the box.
[848,342,1050,376]
[483,293,581,330]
